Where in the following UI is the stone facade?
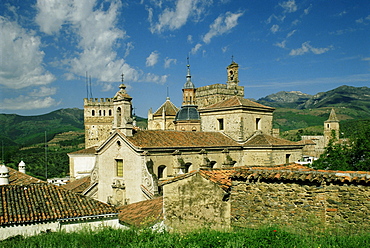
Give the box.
[84,98,114,148]
[163,173,230,231]
[231,176,370,231]
[159,166,370,232]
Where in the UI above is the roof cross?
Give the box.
[121,73,124,83]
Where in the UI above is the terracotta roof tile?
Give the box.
[68,147,97,155]
[162,163,370,193]
[244,134,302,147]
[153,99,179,117]
[202,96,274,110]
[117,197,163,227]
[126,130,240,148]
[0,184,117,225]
[8,167,46,185]
[62,176,91,194]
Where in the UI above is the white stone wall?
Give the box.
[200,109,273,141]
[0,219,124,241]
[96,136,146,205]
[69,154,96,180]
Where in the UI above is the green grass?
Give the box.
[1,226,369,248]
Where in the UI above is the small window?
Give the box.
[109,109,112,116]
[218,118,224,131]
[158,165,166,179]
[256,118,261,130]
[116,159,123,177]
[285,154,291,164]
[99,110,102,116]
[92,110,95,116]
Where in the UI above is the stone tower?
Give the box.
[226,60,239,87]
[195,60,244,109]
[112,83,133,136]
[324,108,340,146]
[84,97,114,149]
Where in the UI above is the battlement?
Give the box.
[84,98,114,105]
[196,84,244,97]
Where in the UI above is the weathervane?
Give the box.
[231,55,234,62]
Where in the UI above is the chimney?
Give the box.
[0,164,9,185]
[18,160,26,174]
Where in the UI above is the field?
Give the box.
[1,226,369,248]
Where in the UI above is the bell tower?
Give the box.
[113,74,133,136]
[324,108,340,146]
[226,57,239,88]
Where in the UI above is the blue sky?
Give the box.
[0,0,369,117]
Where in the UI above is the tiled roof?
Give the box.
[296,139,317,145]
[161,163,370,193]
[153,99,179,117]
[126,130,240,149]
[202,96,274,111]
[244,134,302,147]
[233,167,370,184]
[62,176,91,194]
[8,167,46,185]
[68,146,97,155]
[117,197,163,227]
[0,183,117,226]
[199,168,236,191]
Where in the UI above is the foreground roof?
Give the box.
[118,197,163,227]
[8,167,45,185]
[0,184,117,226]
[125,130,240,149]
[68,146,97,155]
[161,163,370,193]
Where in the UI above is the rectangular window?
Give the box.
[256,118,261,130]
[116,159,123,177]
[285,154,291,164]
[218,118,224,130]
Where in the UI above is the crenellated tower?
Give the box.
[84,97,114,149]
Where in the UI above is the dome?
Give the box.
[175,106,200,121]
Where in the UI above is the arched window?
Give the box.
[116,107,122,127]
[184,163,192,173]
[92,110,95,116]
[103,110,106,116]
[158,165,167,179]
[109,109,112,116]
[99,110,102,116]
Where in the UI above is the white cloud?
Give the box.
[146,51,160,67]
[287,29,296,38]
[0,17,55,90]
[124,42,134,58]
[275,40,286,48]
[222,45,229,53]
[266,14,285,24]
[191,43,202,54]
[164,57,177,68]
[149,0,210,34]
[0,96,58,110]
[203,11,244,44]
[270,24,279,33]
[279,0,297,13]
[35,0,166,85]
[187,34,193,43]
[303,5,312,15]
[141,73,168,84]
[289,41,333,56]
[29,87,57,97]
